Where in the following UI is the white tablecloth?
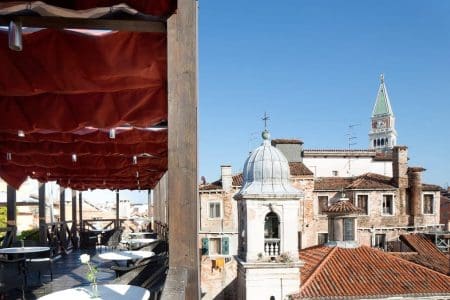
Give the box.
[0,246,50,254]
[38,284,150,300]
[99,250,154,261]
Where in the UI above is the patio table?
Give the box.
[0,246,50,259]
[99,250,154,262]
[38,284,150,300]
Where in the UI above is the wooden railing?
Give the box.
[81,218,125,231]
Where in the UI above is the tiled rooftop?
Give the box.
[324,200,363,214]
[397,234,450,275]
[199,163,313,191]
[315,173,396,191]
[295,245,450,299]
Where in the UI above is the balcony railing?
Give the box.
[264,238,280,256]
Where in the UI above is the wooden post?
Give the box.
[6,185,16,227]
[59,187,65,222]
[38,182,47,244]
[167,0,199,298]
[71,190,77,234]
[116,190,120,229]
[59,186,66,247]
[78,192,83,231]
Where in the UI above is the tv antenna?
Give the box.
[346,123,360,176]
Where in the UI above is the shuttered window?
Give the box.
[343,218,354,241]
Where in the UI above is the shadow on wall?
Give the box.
[212,278,237,300]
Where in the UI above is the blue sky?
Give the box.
[199,0,450,188]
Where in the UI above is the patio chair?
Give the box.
[0,257,26,299]
[26,248,53,283]
[111,253,168,287]
[110,253,167,278]
[104,229,123,251]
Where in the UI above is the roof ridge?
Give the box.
[300,246,338,292]
[364,246,450,279]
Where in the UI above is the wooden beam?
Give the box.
[6,185,16,226]
[38,182,47,244]
[0,16,166,33]
[166,0,199,298]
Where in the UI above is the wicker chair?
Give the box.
[111,253,168,299]
[106,229,123,250]
[27,248,53,283]
[0,257,27,299]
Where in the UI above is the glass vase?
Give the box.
[90,282,99,298]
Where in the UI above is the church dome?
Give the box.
[236,130,301,197]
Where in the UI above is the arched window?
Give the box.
[264,212,279,239]
[386,138,388,146]
[264,212,280,256]
[373,140,376,147]
[381,139,384,146]
[377,139,380,146]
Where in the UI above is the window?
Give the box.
[208,201,221,219]
[374,234,386,250]
[209,238,221,255]
[318,233,328,245]
[356,194,369,215]
[264,212,279,239]
[318,196,329,215]
[382,194,394,215]
[343,218,355,241]
[332,170,338,176]
[423,194,434,214]
[201,237,229,255]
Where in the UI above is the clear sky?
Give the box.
[199,0,450,188]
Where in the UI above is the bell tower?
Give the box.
[369,74,397,151]
[235,126,304,300]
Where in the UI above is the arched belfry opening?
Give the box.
[264,212,279,239]
[264,211,280,256]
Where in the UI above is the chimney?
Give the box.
[221,165,232,191]
[392,146,408,188]
[408,167,425,220]
[271,139,304,162]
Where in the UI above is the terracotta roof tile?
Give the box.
[199,173,243,191]
[289,162,314,176]
[232,173,243,186]
[398,234,450,275]
[314,177,353,190]
[295,245,450,299]
[315,173,396,191]
[324,200,363,214]
[422,183,442,191]
[347,173,395,190]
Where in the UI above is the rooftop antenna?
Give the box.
[346,123,360,176]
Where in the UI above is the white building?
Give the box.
[235,129,303,300]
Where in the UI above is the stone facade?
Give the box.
[199,149,443,298]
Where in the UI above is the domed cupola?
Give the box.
[236,130,300,197]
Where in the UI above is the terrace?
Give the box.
[0,0,198,298]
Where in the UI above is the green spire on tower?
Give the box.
[372,74,393,117]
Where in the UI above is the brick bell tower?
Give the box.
[369,74,397,151]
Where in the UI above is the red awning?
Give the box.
[0,14,169,190]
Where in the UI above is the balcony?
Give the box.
[264,238,280,256]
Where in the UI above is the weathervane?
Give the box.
[262,112,270,130]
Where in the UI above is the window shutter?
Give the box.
[201,238,209,255]
[221,237,229,255]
